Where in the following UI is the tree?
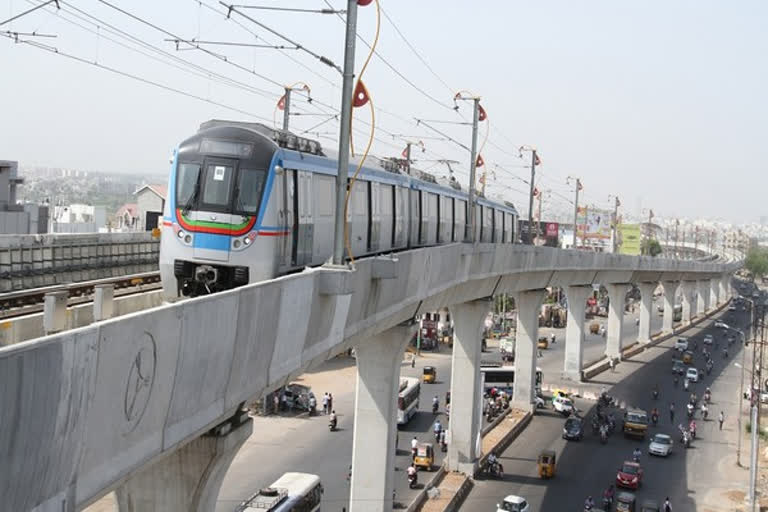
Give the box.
[641,238,663,257]
[745,248,768,281]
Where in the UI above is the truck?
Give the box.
[499,337,515,362]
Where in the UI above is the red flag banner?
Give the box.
[401,147,408,158]
[533,152,541,166]
[476,155,484,167]
[577,180,583,191]
[352,80,370,108]
[478,104,487,121]
[277,94,286,111]
[358,0,373,5]
[533,187,539,197]
[479,174,486,184]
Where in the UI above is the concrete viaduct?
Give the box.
[0,243,739,512]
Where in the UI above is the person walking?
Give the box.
[669,402,675,423]
[609,358,615,372]
[273,393,280,415]
[322,393,329,415]
[328,393,334,414]
[718,411,725,430]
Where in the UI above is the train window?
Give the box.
[234,168,267,215]
[201,161,235,210]
[176,163,201,207]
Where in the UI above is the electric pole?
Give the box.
[467,98,480,243]
[404,142,412,175]
[611,196,620,253]
[536,191,543,245]
[282,87,291,131]
[526,149,538,244]
[332,0,359,265]
[569,177,581,249]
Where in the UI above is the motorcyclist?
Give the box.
[689,419,697,439]
[411,436,418,459]
[602,484,615,504]
[701,402,709,420]
[487,452,503,474]
[432,395,439,413]
[652,384,659,400]
[433,419,442,436]
[687,402,694,418]
[684,378,689,391]
[632,447,642,462]
[329,410,338,431]
[406,464,418,488]
[584,496,595,510]
[308,394,317,416]
[651,407,659,425]
[663,497,672,511]
[673,375,679,387]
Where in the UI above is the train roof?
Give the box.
[195,120,517,215]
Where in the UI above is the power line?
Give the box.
[415,118,470,152]
[0,0,58,27]
[2,32,274,122]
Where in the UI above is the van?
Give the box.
[674,338,688,351]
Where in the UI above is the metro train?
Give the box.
[159,120,520,299]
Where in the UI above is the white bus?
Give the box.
[397,377,421,425]
[235,472,323,512]
[481,364,543,396]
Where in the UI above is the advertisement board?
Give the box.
[576,207,612,240]
[518,220,559,247]
[617,224,641,255]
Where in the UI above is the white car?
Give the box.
[648,433,673,457]
[686,368,699,383]
[703,334,713,345]
[534,395,546,409]
[674,338,689,351]
[497,495,530,512]
[553,396,574,414]
[714,320,728,329]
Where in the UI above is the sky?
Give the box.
[1,0,766,223]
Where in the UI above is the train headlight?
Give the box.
[177,229,185,239]
[243,237,251,245]
[233,240,241,248]
[184,235,192,243]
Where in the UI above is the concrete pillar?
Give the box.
[349,323,415,512]
[43,291,68,335]
[116,415,252,512]
[637,282,656,344]
[93,283,115,321]
[697,279,708,314]
[661,280,678,333]
[512,290,546,411]
[720,274,729,303]
[605,283,629,360]
[446,300,490,475]
[563,285,591,381]
[680,281,696,325]
[710,278,719,308]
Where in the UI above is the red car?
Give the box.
[616,461,643,489]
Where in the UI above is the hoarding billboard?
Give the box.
[617,223,641,255]
[576,207,612,240]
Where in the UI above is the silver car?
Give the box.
[648,433,673,457]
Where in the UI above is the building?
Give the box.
[0,160,48,234]
[135,184,167,231]
[50,204,107,233]
[114,203,139,231]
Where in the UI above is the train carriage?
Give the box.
[160,120,518,299]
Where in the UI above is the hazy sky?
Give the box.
[1,0,766,223]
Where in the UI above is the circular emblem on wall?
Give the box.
[123,332,157,433]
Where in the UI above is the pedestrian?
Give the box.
[669,402,675,423]
[718,411,725,430]
[322,392,329,415]
[328,393,333,413]
[273,393,280,415]
[281,393,288,412]
[411,436,418,460]
[609,358,615,372]
[411,354,416,368]
[663,497,672,512]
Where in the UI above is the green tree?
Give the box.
[745,248,768,281]
[641,238,663,257]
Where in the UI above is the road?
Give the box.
[467,292,749,510]
[215,297,675,511]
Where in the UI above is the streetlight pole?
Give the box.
[521,146,539,245]
[611,196,620,254]
[568,176,581,249]
[468,98,480,243]
[282,87,291,131]
[331,0,359,265]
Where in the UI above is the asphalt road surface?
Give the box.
[466,298,749,510]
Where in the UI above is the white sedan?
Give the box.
[497,495,530,512]
[553,396,574,414]
[649,433,673,457]
[686,368,700,383]
[714,320,728,329]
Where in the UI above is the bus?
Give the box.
[481,363,543,396]
[397,377,421,425]
[235,472,323,512]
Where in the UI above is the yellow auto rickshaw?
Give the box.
[682,350,694,365]
[537,336,549,349]
[413,443,435,471]
[537,449,556,478]
[590,322,601,335]
[422,366,436,384]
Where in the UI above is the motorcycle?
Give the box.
[407,472,418,489]
[329,417,338,432]
[706,364,713,375]
[686,404,694,419]
[679,428,691,448]
[723,349,729,359]
[602,496,614,509]
[591,417,600,435]
[704,391,711,404]
[673,376,679,388]
[651,413,659,426]
[432,401,439,415]
[652,389,659,400]
[482,459,504,478]
[600,427,608,444]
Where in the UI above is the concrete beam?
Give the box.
[43,291,68,335]
[447,299,490,475]
[513,289,547,411]
[563,285,591,381]
[605,283,629,359]
[636,282,656,344]
[318,265,355,296]
[371,257,399,280]
[115,415,252,512]
[349,323,415,512]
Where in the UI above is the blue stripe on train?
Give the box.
[193,232,231,251]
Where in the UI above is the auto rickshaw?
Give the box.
[422,366,436,384]
[639,500,660,512]
[590,322,601,335]
[537,449,556,478]
[413,443,435,471]
[682,350,694,365]
[537,336,549,349]
[616,491,637,512]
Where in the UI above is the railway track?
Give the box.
[0,271,162,320]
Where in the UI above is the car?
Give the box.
[616,461,644,489]
[648,433,673,456]
[729,305,737,311]
[686,368,699,383]
[703,334,713,345]
[534,395,546,409]
[714,320,728,329]
[562,417,584,441]
[552,396,574,415]
[496,494,530,512]
[674,338,688,351]
[672,360,686,375]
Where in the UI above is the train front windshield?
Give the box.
[176,159,267,216]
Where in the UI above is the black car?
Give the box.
[563,417,584,441]
[672,360,686,375]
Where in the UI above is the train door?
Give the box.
[191,157,237,262]
[295,170,314,266]
[277,168,295,271]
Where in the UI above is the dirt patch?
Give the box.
[420,472,467,512]
[726,489,746,502]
